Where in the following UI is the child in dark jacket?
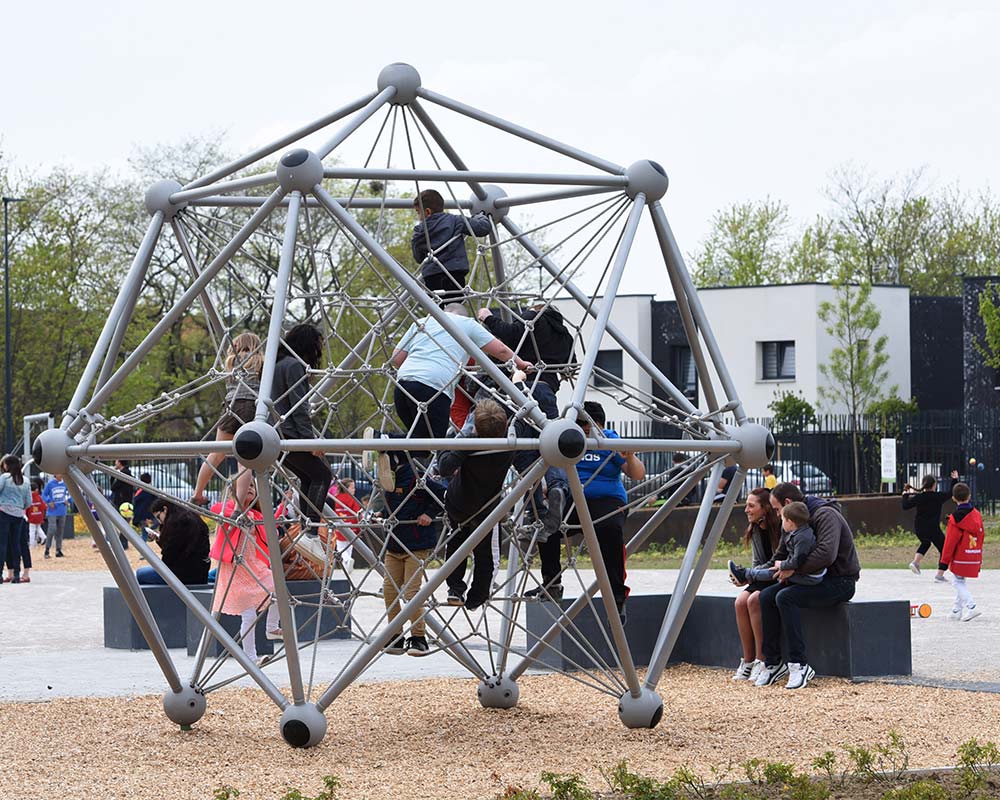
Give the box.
[941,482,984,621]
[729,501,826,586]
[383,461,447,656]
[412,189,491,304]
[440,399,512,611]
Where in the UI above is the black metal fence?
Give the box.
[610,410,1000,512]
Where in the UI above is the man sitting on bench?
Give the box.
[753,483,861,690]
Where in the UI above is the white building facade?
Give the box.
[549,284,912,422]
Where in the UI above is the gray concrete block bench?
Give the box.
[104,579,353,652]
[525,594,911,679]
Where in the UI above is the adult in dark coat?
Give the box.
[135,499,210,586]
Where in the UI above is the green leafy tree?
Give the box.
[818,279,893,493]
[693,199,789,287]
[976,283,1000,369]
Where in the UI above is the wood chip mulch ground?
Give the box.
[1,665,997,800]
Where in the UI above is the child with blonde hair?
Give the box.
[193,332,264,506]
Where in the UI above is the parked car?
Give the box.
[88,463,211,506]
[744,460,833,496]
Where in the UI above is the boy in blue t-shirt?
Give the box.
[529,402,645,621]
[42,474,70,558]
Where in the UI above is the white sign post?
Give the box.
[880,438,897,492]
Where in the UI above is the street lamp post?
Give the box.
[3,196,26,453]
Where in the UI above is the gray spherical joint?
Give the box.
[233,421,281,471]
[276,149,324,194]
[539,419,587,468]
[618,687,664,729]
[377,62,421,105]
[625,160,669,202]
[726,422,775,470]
[162,685,206,727]
[144,179,187,220]
[469,185,508,222]
[477,674,520,709]
[32,428,78,475]
[280,703,328,748]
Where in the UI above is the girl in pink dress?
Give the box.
[210,490,281,664]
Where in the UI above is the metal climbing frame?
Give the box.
[32,62,774,748]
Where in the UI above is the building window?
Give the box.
[594,349,624,388]
[760,341,795,380]
[671,346,698,402]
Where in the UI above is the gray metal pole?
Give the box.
[316,87,396,160]
[571,194,645,410]
[566,469,642,697]
[649,202,747,424]
[644,469,746,689]
[170,219,226,346]
[70,464,289,707]
[61,212,164,431]
[508,467,707,681]
[170,174,279,206]
[487,229,512,323]
[188,196,473,210]
[500,217,700,419]
[253,471,307,703]
[182,92,379,190]
[315,461,546,710]
[408,100,487,200]
[71,189,286,436]
[63,467,183,693]
[650,207,720,415]
[322,166,627,188]
[255,192,301,421]
[2,197,22,452]
[311,185,547,429]
[494,535,523,674]
[494,186,622,209]
[22,412,53,470]
[417,88,625,175]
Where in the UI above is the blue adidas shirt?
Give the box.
[576,428,627,504]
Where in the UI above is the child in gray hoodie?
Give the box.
[729,501,827,586]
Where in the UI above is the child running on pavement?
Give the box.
[941,482,984,621]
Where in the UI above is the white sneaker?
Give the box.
[908,561,921,575]
[961,606,982,622]
[949,607,963,621]
[361,426,376,471]
[748,660,766,683]
[934,574,950,584]
[732,658,755,681]
[376,452,395,491]
[785,662,815,690]
[753,662,788,687]
[292,533,328,564]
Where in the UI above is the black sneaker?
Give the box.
[446,589,465,606]
[55,551,65,558]
[464,593,488,612]
[44,552,51,559]
[524,584,563,603]
[385,635,407,655]
[616,598,627,627]
[406,636,429,656]
[728,560,748,584]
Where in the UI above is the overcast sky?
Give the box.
[4,0,998,296]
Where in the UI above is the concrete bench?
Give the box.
[104,579,353,652]
[184,579,353,657]
[525,594,911,679]
[103,584,211,650]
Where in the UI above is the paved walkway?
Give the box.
[0,568,995,701]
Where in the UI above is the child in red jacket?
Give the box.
[941,482,984,622]
[27,479,47,546]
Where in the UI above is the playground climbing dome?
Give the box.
[32,62,774,748]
